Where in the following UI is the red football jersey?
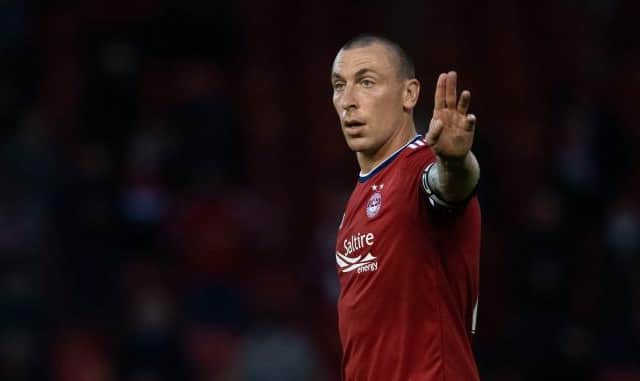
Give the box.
[336,135,481,381]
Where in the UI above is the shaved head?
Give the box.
[337,34,415,80]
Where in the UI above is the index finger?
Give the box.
[434,73,446,111]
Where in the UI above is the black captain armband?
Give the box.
[421,162,478,213]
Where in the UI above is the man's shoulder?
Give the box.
[402,137,436,159]
[397,138,437,173]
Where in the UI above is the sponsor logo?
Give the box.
[335,251,378,273]
[336,232,378,273]
[343,232,374,255]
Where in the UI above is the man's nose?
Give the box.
[340,85,358,111]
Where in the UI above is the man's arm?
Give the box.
[424,71,479,204]
[427,151,479,203]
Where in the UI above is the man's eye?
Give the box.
[361,79,374,88]
[334,82,345,91]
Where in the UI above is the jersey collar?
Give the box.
[358,134,423,183]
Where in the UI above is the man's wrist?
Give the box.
[437,152,470,171]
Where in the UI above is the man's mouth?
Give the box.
[344,120,366,128]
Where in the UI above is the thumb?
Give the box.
[425,119,443,146]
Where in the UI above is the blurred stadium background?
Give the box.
[0,0,639,380]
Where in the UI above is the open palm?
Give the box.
[425,71,476,161]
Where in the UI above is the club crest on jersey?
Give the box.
[366,184,384,219]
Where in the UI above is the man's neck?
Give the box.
[357,120,417,175]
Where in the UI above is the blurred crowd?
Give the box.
[0,0,639,380]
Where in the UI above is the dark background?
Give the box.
[1,0,639,380]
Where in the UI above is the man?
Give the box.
[332,34,481,380]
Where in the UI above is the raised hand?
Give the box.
[425,71,476,162]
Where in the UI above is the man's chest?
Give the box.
[335,177,420,276]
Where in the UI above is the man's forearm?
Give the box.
[428,152,480,203]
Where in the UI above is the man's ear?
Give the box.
[403,79,420,110]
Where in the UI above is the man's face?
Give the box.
[331,43,406,155]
